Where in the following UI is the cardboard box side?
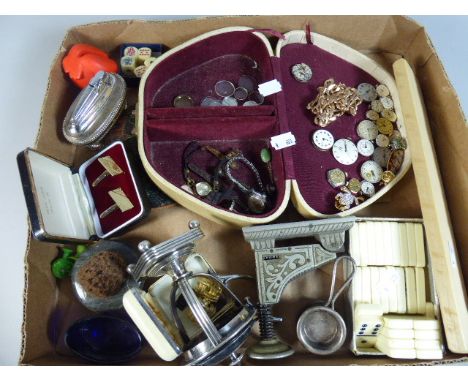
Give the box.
[20,16,467,365]
[404,26,468,287]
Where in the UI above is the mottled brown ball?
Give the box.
[78,251,127,298]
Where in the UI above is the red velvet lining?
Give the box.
[141,30,387,218]
[83,143,142,235]
[142,30,286,217]
[277,43,384,214]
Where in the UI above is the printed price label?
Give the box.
[258,79,282,97]
[270,132,296,150]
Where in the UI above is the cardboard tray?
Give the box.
[137,26,411,226]
[20,16,468,366]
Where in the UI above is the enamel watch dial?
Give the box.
[332,139,358,165]
[371,99,384,113]
[361,160,383,184]
[357,139,374,157]
[361,181,376,196]
[291,63,313,83]
[380,96,394,110]
[312,129,334,150]
[357,83,378,102]
[357,120,379,140]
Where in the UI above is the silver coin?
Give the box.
[243,100,259,107]
[222,96,238,106]
[234,87,249,101]
[214,80,235,97]
[201,96,222,107]
[173,95,194,108]
[238,75,256,93]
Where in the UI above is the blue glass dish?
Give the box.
[65,316,142,364]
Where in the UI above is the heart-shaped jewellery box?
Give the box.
[137,27,411,226]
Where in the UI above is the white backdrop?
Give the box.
[0,15,466,365]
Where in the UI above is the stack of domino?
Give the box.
[376,303,443,359]
[350,221,427,314]
[120,46,157,78]
[349,221,443,359]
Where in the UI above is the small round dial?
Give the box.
[357,120,378,140]
[376,134,390,148]
[327,168,346,188]
[371,99,384,113]
[376,117,394,135]
[311,129,334,150]
[361,160,383,183]
[381,109,397,122]
[366,110,380,121]
[357,83,377,102]
[361,181,376,196]
[291,63,313,83]
[332,139,359,165]
[376,84,390,97]
[357,139,375,157]
[380,96,394,109]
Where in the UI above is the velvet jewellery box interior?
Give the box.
[18,25,453,366]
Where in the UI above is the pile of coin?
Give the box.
[173,75,265,108]
[307,79,362,127]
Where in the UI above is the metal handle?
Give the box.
[324,255,356,310]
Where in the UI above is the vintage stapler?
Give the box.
[242,217,356,360]
[123,221,257,365]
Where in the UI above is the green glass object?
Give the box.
[76,244,88,256]
[261,148,272,163]
[51,247,81,279]
[52,257,75,279]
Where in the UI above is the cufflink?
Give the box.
[100,187,134,219]
[92,156,124,187]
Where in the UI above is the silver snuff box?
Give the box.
[63,71,126,148]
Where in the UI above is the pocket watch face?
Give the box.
[357,83,378,102]
[291,63,313,83]
[357,139,375,157]
[357,120,378,140]
[372,147,392,168]
[360,160,383,183]
[312,129,335,150]
[332,139,358,165]
[361,181,376,196]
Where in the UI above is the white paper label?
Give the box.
[270,132,296,150]
[258,79,282,97]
